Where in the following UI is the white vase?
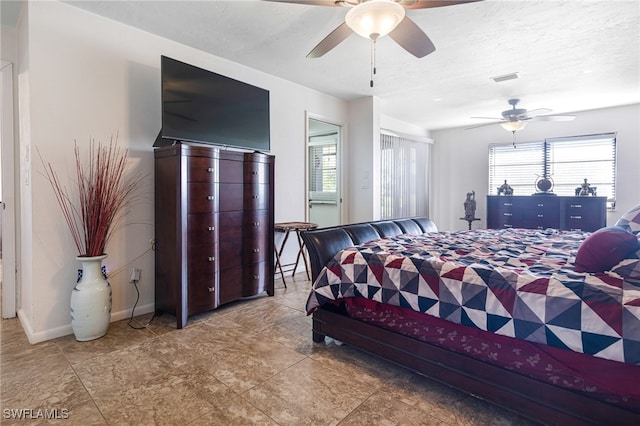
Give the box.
[70,254,112,341]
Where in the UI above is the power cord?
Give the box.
[127,279,155,330]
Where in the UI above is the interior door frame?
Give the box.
[1,60,17,318]
[305,112,343,226]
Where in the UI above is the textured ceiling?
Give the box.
[57,0,640,130]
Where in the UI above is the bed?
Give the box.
[301,216,640,425]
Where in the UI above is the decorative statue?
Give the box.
[497,180,513,196]
[464,190,477,219]
[575,178,597,196]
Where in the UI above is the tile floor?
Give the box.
[0,275,538,425]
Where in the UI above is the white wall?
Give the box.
[347,96,381,223]
[15,1,349,343]
[430,104,640,231]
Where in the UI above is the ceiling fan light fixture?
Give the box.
[345,0,406,39]
[501,121,527,133]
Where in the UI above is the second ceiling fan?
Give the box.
[466,99,577,133]
[265,0,481,86]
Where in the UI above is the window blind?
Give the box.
[546,134,616,201]
[309,142,337,195]
[488,133,616,207]
[380,134,430,219]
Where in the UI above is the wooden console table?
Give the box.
[274,222,318,287]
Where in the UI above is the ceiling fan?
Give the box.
[466,99,577,133]
[265,0,481,86]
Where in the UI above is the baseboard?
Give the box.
[110,303,155,322]
[18,308,72,344]
[16,303,156,344]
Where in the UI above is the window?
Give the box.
[309,140,337,198]
[380,133,430,219]
[488,133,616,208]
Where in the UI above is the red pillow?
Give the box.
[574,227,640,273]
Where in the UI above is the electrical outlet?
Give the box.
[129,267,141,283]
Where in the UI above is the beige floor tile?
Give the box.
[244,356,383,425]
[0,277,546,425]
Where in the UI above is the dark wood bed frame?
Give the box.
[301,218,639,426]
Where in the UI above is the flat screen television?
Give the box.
[155,56,270,152]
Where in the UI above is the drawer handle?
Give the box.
[253,221,260,226]
[253,275,260,280]
[252,248,260,253]
[570,215,582,219]
[208,287,214,293]
[252,171,258,175]
[537,214,544,218]
[252,195,259,199]
[208,226,215,231]
[208,256,215,262]
[207,167,214,173]
[503,213,512,217]
[207,195,215,201]
[503,203,512,206]
[504,224,513,228]
[570,204,582,208]
[537,204,544,207]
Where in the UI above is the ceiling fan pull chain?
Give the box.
[370,36,377,88]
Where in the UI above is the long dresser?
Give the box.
[487,195,606,231]
[154,143,274,328]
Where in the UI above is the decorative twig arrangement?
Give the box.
[40,135,142,257]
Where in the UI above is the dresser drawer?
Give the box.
[187,182,218,213]
[219,183,244,212]
[187,156,217,182]
[219,159,244,183]
[187,245,217,279]
[187,213,218,246]
[564,213,601,231]
[243,184,270,210]
[244,210,269,231]
[218,211,244,240]
[219,265,243,305]
[187,274,216,316]
[242,261,270,297]
[243,233,269,264]
[244,162,269,184]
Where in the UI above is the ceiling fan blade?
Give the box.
[471,116,503,120]
[388,17,435,58]
[464,121,503,130]
[261,0,344,6]
[403,0,483,10]
[528,114,576,122]
[307,22,353,58]
[523,108,552,118]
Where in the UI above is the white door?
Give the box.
[1,60,17,318]
[307,118,341,228]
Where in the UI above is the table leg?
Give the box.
[275,229,291,288]
[274,246,286,288]
[292,230,311,280]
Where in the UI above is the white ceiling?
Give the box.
[32,1,640,130]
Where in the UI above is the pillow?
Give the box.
[574,226,640,273]
[615,204,640,234]
[611,258,640,280]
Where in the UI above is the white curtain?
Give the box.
[380,133,430,219]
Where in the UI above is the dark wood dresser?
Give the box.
[154,143,274,328]
[487,195,606,231]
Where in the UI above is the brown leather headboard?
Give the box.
[301,217,437,282]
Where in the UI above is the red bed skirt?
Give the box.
[342,297,640,412]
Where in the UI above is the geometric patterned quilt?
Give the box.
[306,228,640,365]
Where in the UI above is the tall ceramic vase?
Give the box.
[70,254,112,341]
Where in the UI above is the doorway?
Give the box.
[1,60,17,318]
[307,118,341,228]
